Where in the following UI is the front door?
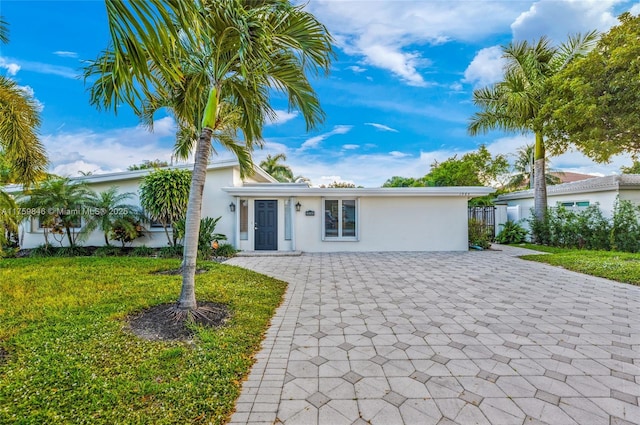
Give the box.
[255,200,277,250]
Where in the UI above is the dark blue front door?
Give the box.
[255,200,277,250]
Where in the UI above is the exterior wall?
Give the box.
[619,189,640,205]
[292,196,470,252]
[19,167,238,249]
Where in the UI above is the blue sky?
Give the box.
[1,0,639,187]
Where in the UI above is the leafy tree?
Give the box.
[0,17,48,186]
[508,144,561,190]
[83,186,145,246]
[621,161,640,174]
[468,32,597,225]
[541,13,640,163]
[139,168,190,247]
[85,0,332,317]
[382,176,426,187]
[127,159,169,171]
[424,145,509,187]
[22,178,95,247]
[260,153,294,182]
[323,181,358,188]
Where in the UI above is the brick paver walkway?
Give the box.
[226,246,640,425]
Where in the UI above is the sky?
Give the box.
[1,0,639,187]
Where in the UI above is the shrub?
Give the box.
[215,243,238,258]
[130,245,154,257]
[174,216,227,252]
[94,246,124,257]
[495,220,528,244]
[55,246,90,257]
[29,244,58,258]
[611,199,640,252]
[158,245,183,258]
[468,218,492,249]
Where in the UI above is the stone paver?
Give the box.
[226,245,640,425]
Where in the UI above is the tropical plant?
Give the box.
[468,32,598,230]
[0,190,20,251]
[85,0,333,317]
[507,144,562,190]
[139,168,191,247]
[621,161,640,174]
[174,216,226,254]
[127,159,169,171]
[260,153,294,182]
[21,177,95,247]
[83,186,145,245]
[0,23,48,187]
[468,218,492,249]
[495,220,528,244]
[109,216,146,248]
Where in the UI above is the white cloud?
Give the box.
[463,46,506,88]
[43,117,179,177]
[299,125,353,150]
[305,1,524,86]
[631,3,640,15]
[53,51,78,58]
[365,122,399,133]
[4,57,77,79]
[268,109,299,126]
[18,85,44,112]
[342,144,359,150]
[347,65,367,73]
[389,151,410,158]
[511,0,620,43]
[0,57,21,76]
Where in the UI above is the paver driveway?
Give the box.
[226,247,640,425]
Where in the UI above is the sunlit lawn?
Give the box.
[0,257,287,424]
[518,243,640,286]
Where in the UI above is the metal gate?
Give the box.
[468,206,495,239]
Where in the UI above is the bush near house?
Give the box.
[528,199,640,252]
[0,257,287,424]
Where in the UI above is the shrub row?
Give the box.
[529,199,640,252]
[4,243,238,259]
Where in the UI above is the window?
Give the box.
[239,199,248,240]
[323,198,358,240]
[558,201,590,210]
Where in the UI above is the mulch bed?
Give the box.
[128,302,230,341]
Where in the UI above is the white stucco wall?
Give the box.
[291,196,470,252]
[18,166,241,249]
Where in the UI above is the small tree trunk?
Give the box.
[533,132,547,241]
[178,127,213,311]
[104,233,110,246]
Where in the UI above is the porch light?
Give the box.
[229,202,236,212]
[295,202,302,212]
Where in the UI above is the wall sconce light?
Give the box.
[295,202,302,212]
[229,202,236,212]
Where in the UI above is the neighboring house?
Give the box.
[496,175,640,227]
[10,159,494,252]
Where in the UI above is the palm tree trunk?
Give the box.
[178,127,213,310]
[533,132,547,239]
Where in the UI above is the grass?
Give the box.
[516,244,640,286]
[0,257,287,424]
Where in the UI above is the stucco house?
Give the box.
[496,174,640,226]
[12,159,495,252]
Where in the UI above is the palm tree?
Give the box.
[508,144,561,189]
[468,33,597,226]
[260,153,294,182]
[85,0,333,317]
[83,186,144,246]
[22,178,95,247]
[0,17,47,186]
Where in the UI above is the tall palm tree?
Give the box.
[260,153,294,182]
[0,17,47,186]
[85,0,333,316]
[468,33,597,225]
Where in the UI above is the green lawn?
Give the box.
[0,257,287,424]
[517,244,640,286]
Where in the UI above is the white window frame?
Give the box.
[321,197,359,241]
